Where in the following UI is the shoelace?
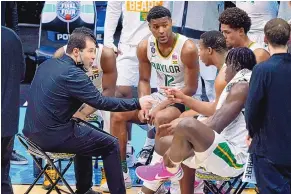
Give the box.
[136,146,153,159]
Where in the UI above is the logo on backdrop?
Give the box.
[56,1,81,22]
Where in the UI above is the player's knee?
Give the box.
[176,117,198,136]
[111,112,126,123]
[154,111,171,126]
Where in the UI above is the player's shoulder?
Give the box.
[181,38,198,54]
[137,39,149,51]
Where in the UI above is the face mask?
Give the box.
[76,51,88,72]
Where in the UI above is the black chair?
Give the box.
[17,134,76,194]
[195,168,250,194]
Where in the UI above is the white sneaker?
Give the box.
[126,143,135,168]
[135,145,154,166]
[99,170,132,193]
[170,180,180,194]
[155,184,169,194]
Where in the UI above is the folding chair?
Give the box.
[17,134,76,194]
[195,168,249,194]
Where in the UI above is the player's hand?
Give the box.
[246,135,252,147]
[106,43,123,57]
[139,95,157,111]
[138,109,150,123]
[160,87,185,104]
[157,118,184,137]
[148,104,164,125]
[73,111,87,121]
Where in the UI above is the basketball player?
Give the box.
[236,1,279,47]
[219,7,270,63]
[171,1,225,104]
[54,29,117,132]
[104,6,199,193]
[103,1,172,177]
[136,48,257,194]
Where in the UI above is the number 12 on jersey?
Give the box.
[165,74,174,86]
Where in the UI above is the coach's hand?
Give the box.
[138,109,150,123]
[73,111,87,121]
[157,117,184,137]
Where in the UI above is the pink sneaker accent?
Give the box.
[135,161,183,182]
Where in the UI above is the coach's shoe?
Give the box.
[135,145,154,167]
[100,169,132,193]
[126,142,135,168]
[42,166,59,190]
[136,161,183,182]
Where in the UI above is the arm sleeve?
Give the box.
[103,1,122,47]
[66,67,141,111]
[245,65,266,137]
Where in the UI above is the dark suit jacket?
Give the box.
[1,26,25,137]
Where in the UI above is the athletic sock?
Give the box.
[143,137,155,148]
[166,157,182,174]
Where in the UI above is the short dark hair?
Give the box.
[200,31,227,54]
[147,6,171,22]
[219,7,251,34]
[66,27,97,54]
[226,47,257,71]
[264,18,291,46]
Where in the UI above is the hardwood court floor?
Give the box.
[13,185,256,194]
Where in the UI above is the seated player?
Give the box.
[219,7,270,63]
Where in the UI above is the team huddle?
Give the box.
[19,2,291,194]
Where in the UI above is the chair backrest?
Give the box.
[38,1,97,49]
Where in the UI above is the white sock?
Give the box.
[166,157,182,174]
[144,137,155,148]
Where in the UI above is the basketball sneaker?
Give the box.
[135,145,154,167]
[136,161,183,182]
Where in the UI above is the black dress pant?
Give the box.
[1,136,15,194]
[26,120,126,194]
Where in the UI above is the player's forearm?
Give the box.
[182,96,216,117]
[138,80,151,97]
[181,86,196,98]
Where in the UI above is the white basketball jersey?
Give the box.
[248,41,266,52]
[106,1,171,45]
[216,69,251,152]
[147,34,188,91]
[64,44,104,91]
[236,1,278,33]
